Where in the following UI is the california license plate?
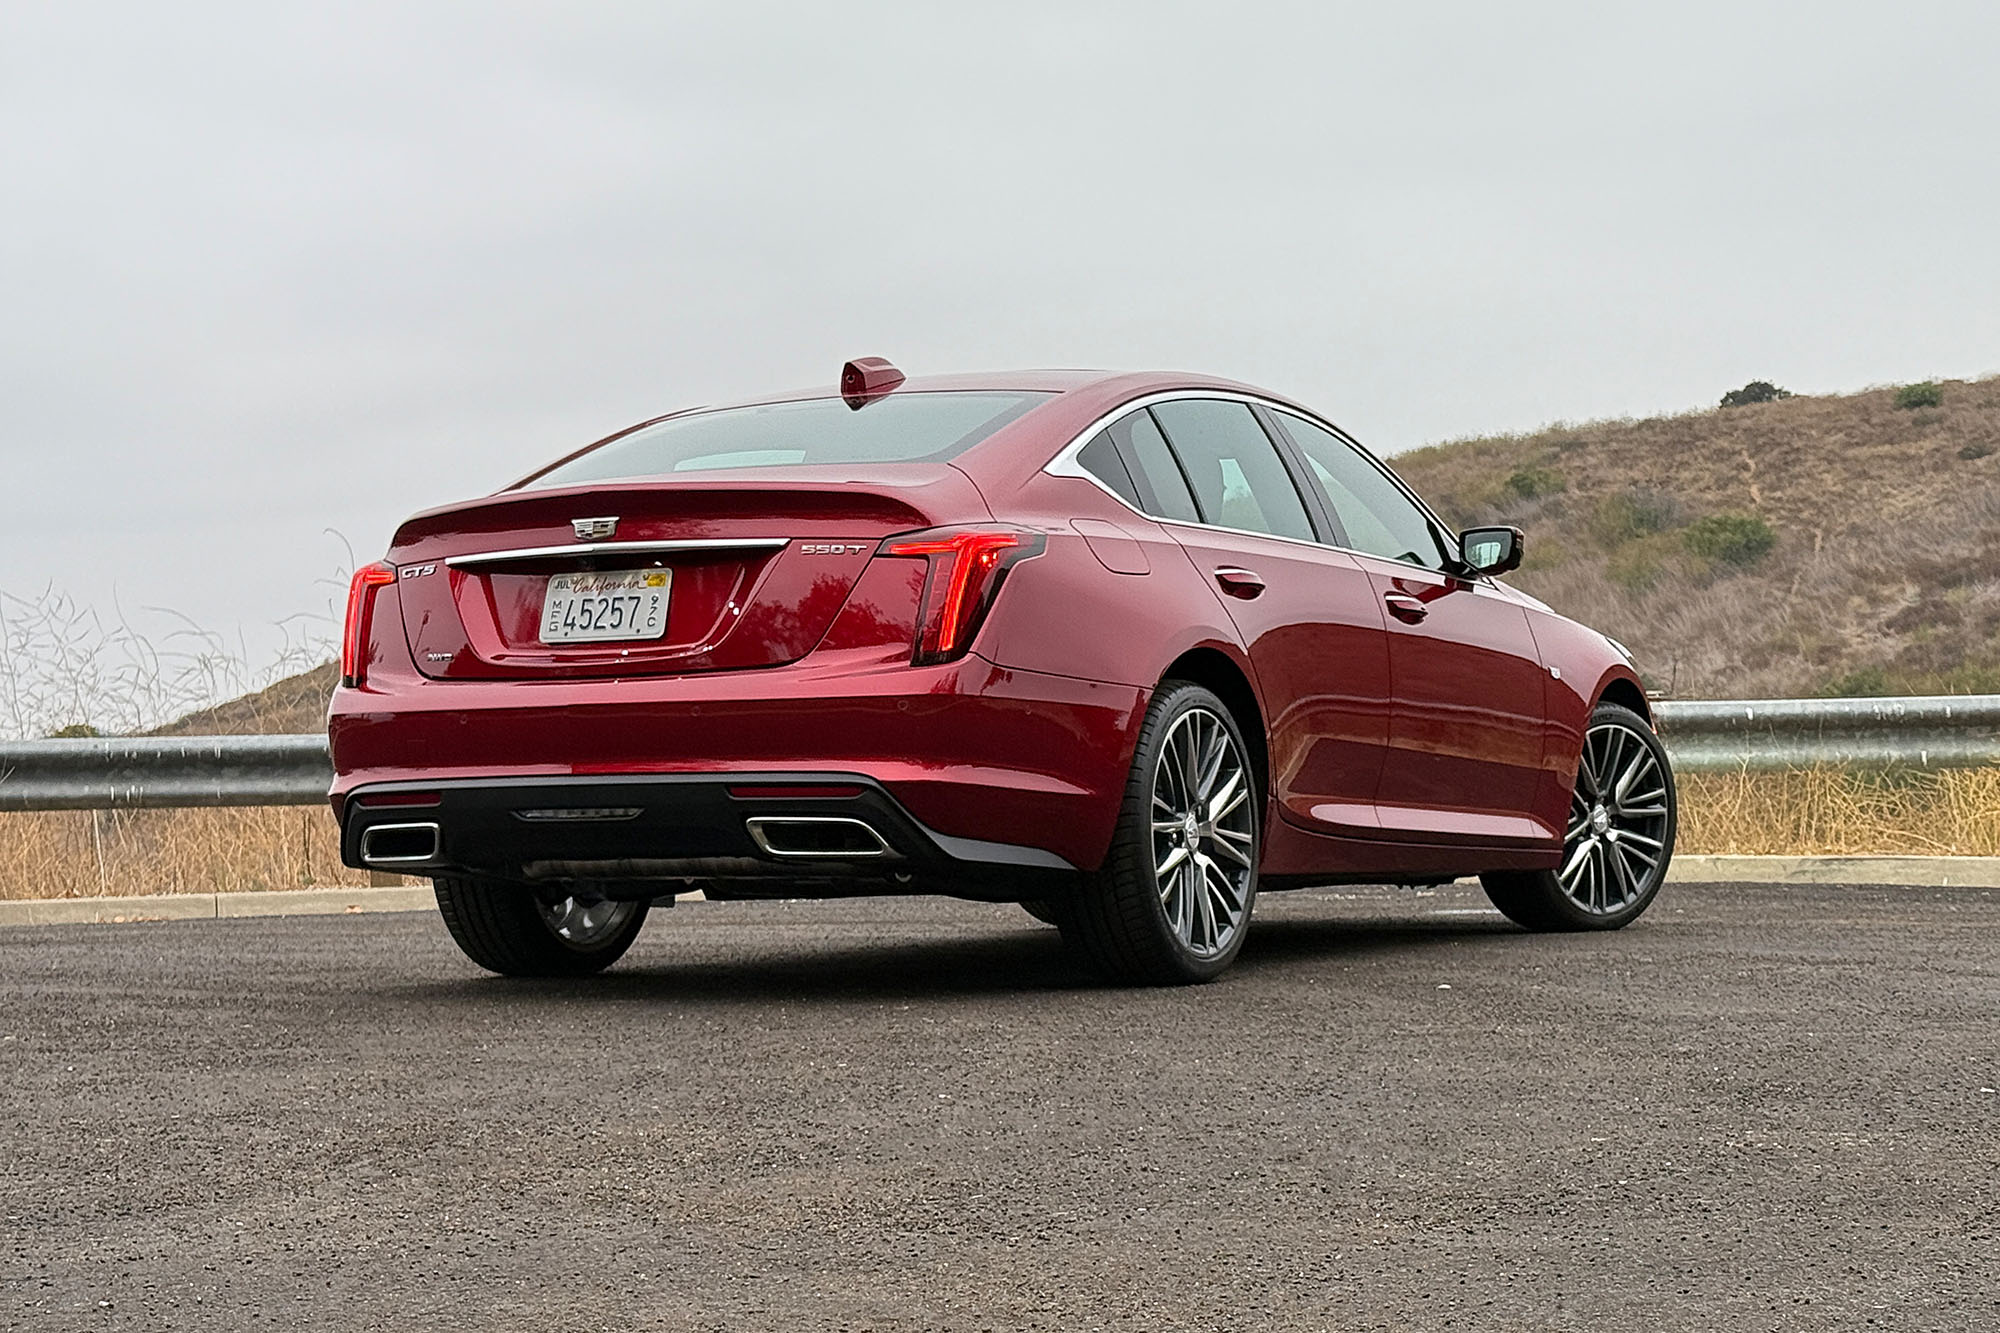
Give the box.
[540,570,670,644]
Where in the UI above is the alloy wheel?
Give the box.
[1560,719,1671,914]
[1149,706,1256,958]
[536,895,639,947]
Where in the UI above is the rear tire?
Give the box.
[433,875,649,976]
[1019,899,1064,927]
[1480,701,1676,931]
[1061,682,1260,984]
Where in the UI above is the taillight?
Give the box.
[878,527,1046,665]
[341,562,396,687]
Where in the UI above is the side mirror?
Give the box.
[1460,525,1524,576]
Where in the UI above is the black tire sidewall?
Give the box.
[434,875,649,976]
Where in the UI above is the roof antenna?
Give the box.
[841,357,905,410]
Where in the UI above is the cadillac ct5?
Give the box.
[330,359,1676,984]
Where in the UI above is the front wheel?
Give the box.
[1061,681,1261,984]
[433,875,649,976]
[1481,701,1676,931]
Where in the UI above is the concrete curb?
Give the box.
[2,856,1994,926]
[0,885,434,926]
[1665,854,2000,887]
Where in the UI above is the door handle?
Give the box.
[1214,567,1265,599]
[1384,592,1428,623]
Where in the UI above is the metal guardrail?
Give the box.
[0,735,331,811]
[1657,695,2000,773]
[0,695,1995,811]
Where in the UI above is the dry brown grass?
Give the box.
[1681,768,2000,856]
[0,806,372,901]
[3,772,1994,901]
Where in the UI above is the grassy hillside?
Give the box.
[1394,375,2000,699]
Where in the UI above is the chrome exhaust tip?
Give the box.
[358,822,441,866]
[744,815,891,859]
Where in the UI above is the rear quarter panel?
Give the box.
[970,471,1245,692]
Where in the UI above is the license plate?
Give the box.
[540,570,670,644]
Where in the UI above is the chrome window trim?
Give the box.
[1155,516,1349,556]
[1043,388,1476,578]
[444,537,790,569]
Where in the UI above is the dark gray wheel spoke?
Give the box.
[1605,838,1635,899]
[1614,839,1657,881]
[1576,753,1602,799]
[1599,728,1626,785]
[1206,767,1246,823]
[1175,729,1195,798]
[1195,725,1227,801]
[536,896,636,946]
[1199,852,1239,912]
[1193,865,1219,950]
[1613,751,1657,804]
[1209,829,1253,868]
[1557,838,1592,891]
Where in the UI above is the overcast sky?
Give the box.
[4,1,1997,699]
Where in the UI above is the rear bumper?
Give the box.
[339,772,1076,897]
[329,655,1146,875]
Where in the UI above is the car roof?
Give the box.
[507,367,1326,493]
[692,367,1283,410]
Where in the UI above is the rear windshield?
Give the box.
[522,391,1052,488]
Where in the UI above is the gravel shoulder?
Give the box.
[3,882,1996,1331]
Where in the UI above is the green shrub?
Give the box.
[1503,466,1565,501]
[1958,441,1993,461]
[1895,381,1943,410]
[1821,666,1890,697]
[1719,380,1792,408]
[1683,513,1776,567]
[45,723,101,738]
[1592,486,1683,545]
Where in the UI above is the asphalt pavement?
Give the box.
[2,881,1996,1331]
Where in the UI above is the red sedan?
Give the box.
[331,359,1676,983]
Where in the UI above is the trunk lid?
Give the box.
[386,468,984,679]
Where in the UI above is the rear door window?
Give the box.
[1077,431,1143,508]
[1108,409,1202,523]
[1149,400,1316,543]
